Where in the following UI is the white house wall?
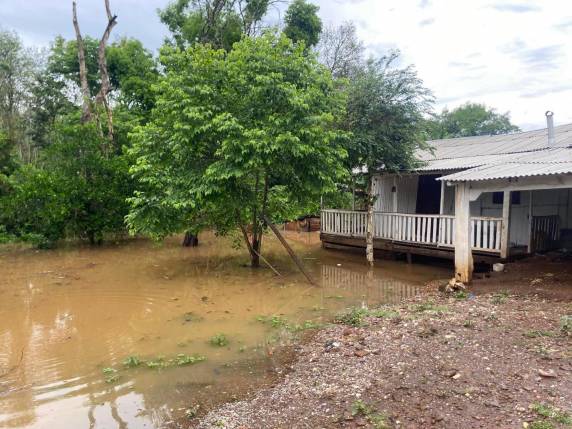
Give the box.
[373,175,419,213]
[470,188,571,247]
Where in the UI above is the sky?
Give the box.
[1,0,571,130]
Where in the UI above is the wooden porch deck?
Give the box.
[320,209,505,263]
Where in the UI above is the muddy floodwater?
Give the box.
[0,232,449,429]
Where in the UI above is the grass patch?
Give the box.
[453,290,469,300]
[123,356,142,368]
[351,400,390,429]
[531,403,572,425]
[369,308,400,319]
[335,307,369,327]
[209,333,229,347]
[410,302,449,314]
[256,315,288,328]
[174,353,206,366]
[491,290,510,305]
[530,421,555,429]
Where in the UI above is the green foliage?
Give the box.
[1,120,133,247]
[284,0,323,49]
[351,400,389,429]
[530,403,572,425]
[491,291,509,305]
[426,102,520,139]
[159,0,272,50]
[335,307,368,327]
[410,302,449,314]
[523,330,555,338]
[123,356,142,368]
[453,290,469,300]
[209,333,229,347]
[127,33,347,264]
[174,353,207,366]
[345,52,433,175]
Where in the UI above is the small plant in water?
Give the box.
[146,357,167,369]
[209,333,229,347]
[175,353,206,366]
[102,367,120,383]
[123,356,142,368]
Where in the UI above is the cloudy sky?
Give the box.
[1,0,571,130]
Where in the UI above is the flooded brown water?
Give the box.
[0,232,449,429]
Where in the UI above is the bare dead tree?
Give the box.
[317,22,365,79]
[94,0,117,149]
[72,1,92,123]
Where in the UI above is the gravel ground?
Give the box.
[196,292,572,429]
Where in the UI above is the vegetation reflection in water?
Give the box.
[0,232,449,429]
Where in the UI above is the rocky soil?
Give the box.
[196,291,572,429]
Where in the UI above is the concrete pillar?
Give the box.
[454,182,473,283]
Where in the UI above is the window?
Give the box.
[493,191,520,205]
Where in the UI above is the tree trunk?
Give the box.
[182,231,198,247]
[95,0,117,150]
[366,175,374,267]
[72,1,92,124]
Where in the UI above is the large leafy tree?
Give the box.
[283,0,322,49]
[127,33,347,267]
[346,52,433,266]
[427,102,520,139]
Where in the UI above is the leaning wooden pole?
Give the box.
[261,214,315,285]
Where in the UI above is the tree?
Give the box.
[426,102,520,139]
[345,52,433,266]
[0,30,36,166]
[317,21,364,79]
[283,0,322,49]
[1,118,133,247]
[127,33,347,267]
[158,0,277,50]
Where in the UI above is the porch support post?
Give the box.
[439,180,445,215]
[527,191,533,253]
[500,191,511,259]
[454,182,473,283]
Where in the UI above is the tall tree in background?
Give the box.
[317,21,364,79]
[283,0,322,49]
[127,33,347,267]
[426,102,520,139]
[0,30,35,167]
[345,52,433,266]
[158,0,278,50]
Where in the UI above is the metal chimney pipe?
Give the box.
[546,111,555,146]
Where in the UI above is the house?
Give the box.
[320,112,572,282]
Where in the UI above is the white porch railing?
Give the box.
[321,209,503,253]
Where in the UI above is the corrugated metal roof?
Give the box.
[438,162,572,182]
[416,123,572,163]
[419,147,572,171]
[415,123,572,181]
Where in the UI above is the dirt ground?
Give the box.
[194,258,572,429]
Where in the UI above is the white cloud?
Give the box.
[313,0,572,130]
[2,0,571,130]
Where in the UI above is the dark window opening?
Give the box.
[493,191,520,205]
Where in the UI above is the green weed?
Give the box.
[351,400,389,429]
[335,307,368,327]
[209,333,229,347]
[531,403,572,425]
[369,308,400,319]
[491,290,510,305]
[410,302,449,314]
[123,356,142,368]
[174,353,206,366]
[453,290,469,300]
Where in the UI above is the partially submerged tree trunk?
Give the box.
[182,231,199,247]
[366,175,374,267]
[72,1,91,124]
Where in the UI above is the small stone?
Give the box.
[452,373,461,380]
[538,369,557,378]
[354,350,369,358]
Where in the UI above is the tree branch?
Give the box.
[72,0,92,124]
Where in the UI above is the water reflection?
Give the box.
[0,232,448,428]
